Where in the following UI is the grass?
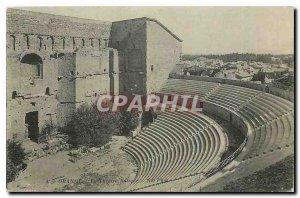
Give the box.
[221,155,294,192]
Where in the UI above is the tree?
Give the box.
[141,110,154,128]
[252,71,266,83]
[7,140,27,183]
[118,110,139,136]
[63,104,120,147]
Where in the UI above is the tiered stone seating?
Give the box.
[160,79,294,160]
[159,79,220,100]
[125,78,294,191]
[205,84,260,110]
[123,111,227,191]
[238,93,294,157]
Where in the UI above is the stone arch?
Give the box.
[20,53,43,78]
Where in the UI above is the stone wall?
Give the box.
[169,74,294,102]
[6,9,114,140]
[146,20,182,93]
[7,40,60,140]
[203,102,248,136]
[110,18,182,95]
[56,53,76,125]
[203,102,230,121]
[109,18,147,95]
[109,49,120,95]
[7,8,111,39]
[7,9,182,141]
[75,50,110,106]
[269,86,294,102]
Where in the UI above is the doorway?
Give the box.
[25,111,39,143]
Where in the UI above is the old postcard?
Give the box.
[6,7,294,192]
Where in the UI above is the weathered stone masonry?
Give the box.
[109,17,182,94]
[6,9,182,142]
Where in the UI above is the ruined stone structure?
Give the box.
[6,9,182,142]
[110,18,182,94]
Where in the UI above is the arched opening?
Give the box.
[21,53,43,78]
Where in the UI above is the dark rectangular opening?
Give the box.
[25,111,39,143]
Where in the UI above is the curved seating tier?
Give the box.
[160,79,294,160]
[160,79,220,100]
[238,93,294,158]
[123,111,227,191]
[124,78,294,191]
[205,84,260,111]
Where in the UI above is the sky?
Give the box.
[17,7,294,55]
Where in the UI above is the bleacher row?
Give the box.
[123,78,294,191]
[160,78,294,157]
[123,111,228,191]
[160,79,220,101]
[237,93,294,158]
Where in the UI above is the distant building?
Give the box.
[235,71,253,81]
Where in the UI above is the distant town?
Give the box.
[172,53,294,91]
